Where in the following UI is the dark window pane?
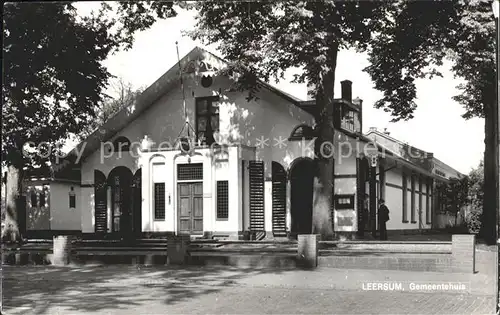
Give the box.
[217,181,229,219]
[113,137,131,152]
[196,100,208,115]
[39,192,45,207]
[31,191,37,207]
[69,195,76,208]
[198,117,207,131]
[211,115,219,132]
[402,174,407,221]
[154,183,166,220]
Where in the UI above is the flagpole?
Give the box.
[176,41,190,138]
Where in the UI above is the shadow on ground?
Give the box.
[2,264,293,314]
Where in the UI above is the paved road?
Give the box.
[2,265,496,314]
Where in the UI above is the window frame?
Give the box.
[195,96,220,146]
[113,136,131,152]
[339,104,360,134]
[154,182,166,221]
[402,172,408,223]
[216,180,229,220]
[426,178,432,225]
[410,174,416,223]
[288,124,315,141]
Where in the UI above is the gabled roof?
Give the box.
[341,130,444,180]
[365,128,463,179]
[67,46,313,162]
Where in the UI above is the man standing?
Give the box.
[364,193,370,232]
[378,199,390,240]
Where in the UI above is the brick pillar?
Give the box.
[52,236,74,266]
[451,234,475,273]
[167,235,190,265]
[297,234,319,268]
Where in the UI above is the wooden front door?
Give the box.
[178,182,203,235]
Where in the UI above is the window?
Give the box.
[113,176,121,231]
[39,191,46,207]
[196,96,220,146]
[341,109,356,132]
[410,174,416,222]
[154,183,166,220]
[177,163,203,181]
[216,181,229,219]
[402,173,408,222]
[289,124,314,140]
[435,169,446,177]
[30,191,38,207]
[426,178,431,224]
[113,136,131,152]
[418,176,423,221]
[340,104,361,134]
[69,187,76,208]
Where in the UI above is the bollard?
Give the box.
[297,234,319,269]
[15,252,22,265]
[167,235,190,265]
[52,235,74,266]
[451,234,475,273]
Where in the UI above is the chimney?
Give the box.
[340,80,352,102]
[383,128,390,136]
[369,127,377,132]
[306,82,316,101]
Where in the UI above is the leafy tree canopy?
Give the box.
[188,1,495,121]
[2,1,182,170]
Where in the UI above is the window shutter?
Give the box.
[355,158,365,235]
[271,162,287,236]
[94,170,108,233]
[249,160,265,232]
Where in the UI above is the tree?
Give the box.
[79,78,146,140]
[2,2,179,241]
[365,0,496,244]
[465,161,484,233]
[188,1,471,237]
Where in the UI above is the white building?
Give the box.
[22,47,463,240]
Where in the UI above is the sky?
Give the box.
[75,3,485,175]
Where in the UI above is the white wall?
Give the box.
[79,69,315,236]
[382,165,435,231]
[49,182,81,230]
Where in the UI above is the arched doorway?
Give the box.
[131,169,142,237]
[290,158,315,236]
[272,161,287,237]
[107,166,133,237]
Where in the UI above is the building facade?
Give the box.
[22,47,464,239]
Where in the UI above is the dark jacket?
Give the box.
[378,204,390,222]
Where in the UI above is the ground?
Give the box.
[2,264,495,315]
